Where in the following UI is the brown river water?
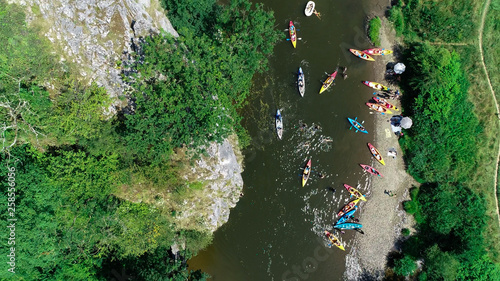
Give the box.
[189,0,387,280]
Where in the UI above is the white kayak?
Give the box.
[305,1,315,16]
[298,67,305,97]
[276,109,283,139]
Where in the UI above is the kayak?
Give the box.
[276,109,283,139]
[362,81,389,91]
[360,164,383,177]
[349,49,375,61]
[337,198,361,217]
[373,96,399,111]
[343,184,367,201]
[298,67,305,97]
[347,117,368,134]
[324,230,345,251]
[302,159,312,187]
[289,21,297,48]
[367,143,385,165]
[319,70,338,94]
[334,222,363,230]
[362,48,393,56]
[336,207,358,225]
[304,1,315,16]
[365,102,392,114]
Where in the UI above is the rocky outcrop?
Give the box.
[9,0,178,104]
[10,0,244,233]
[179,136,244,232]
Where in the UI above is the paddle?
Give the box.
[286,38,303,41]
[284,28,300,31]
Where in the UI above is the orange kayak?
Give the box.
[373,97,399,111]
[337,198,361,217]
[365,102,392,114]
[349,49,375,61]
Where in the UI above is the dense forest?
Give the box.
[388,0,500,279]
[0,0,280,280]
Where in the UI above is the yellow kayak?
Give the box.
[319,70,338,94]
[324,230,345,251]
[343,184,367,201]
[302,159,312,187]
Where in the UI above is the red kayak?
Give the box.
[362,48,393,56]
[360,164,383,177]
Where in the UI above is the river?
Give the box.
[189,0,381,280]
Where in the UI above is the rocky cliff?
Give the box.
[10,0,244,233]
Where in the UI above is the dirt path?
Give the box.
[477,0,500,226]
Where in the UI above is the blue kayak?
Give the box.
[347,117,368,133]
[334,222,363,230]
[336,206,358,225]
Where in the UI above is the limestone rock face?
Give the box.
[186,137,244,232]
[9,0,178,102]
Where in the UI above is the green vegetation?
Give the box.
[0,0,280,279]
[388,0,500,278]
[389,0,482,42]
[368,16,382,46]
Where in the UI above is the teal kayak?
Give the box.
[336,206,358,225]
[334,222,362,230]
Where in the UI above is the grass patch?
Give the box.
[368,16,382,46]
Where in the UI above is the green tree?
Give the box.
[424,244,460,280]
[124,0,280,164]
[393,255,417,277]
[0,2,61,151]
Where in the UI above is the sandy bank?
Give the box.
[344,16,418,280]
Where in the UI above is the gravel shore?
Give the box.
[344,16,417,280]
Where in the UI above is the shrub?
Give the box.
[402,228,411,236]
[389,7,404,36]
[368,16,382,46]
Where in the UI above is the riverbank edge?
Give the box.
[344,16,418,280]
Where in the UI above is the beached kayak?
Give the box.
[319,70,338,94]
[362,48,393,56]
[302,159,312,187]
[324,230,345,251]
[360,164,383,177]
[362,81,389,91]
[349,49,375,61]
[298,67,305,97]
[304,1,315,16]
[347,117,368,133]
[334,222,363,230]
[373,96,399,111]
[337,198,361,217]
[365,102,392,114]
[289,21,297,48]
[367,143,385,165]
[276,109,283,139]
[343,184,367,201]
[337,207,358,225]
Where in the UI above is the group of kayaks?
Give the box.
[281,2,397,252]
